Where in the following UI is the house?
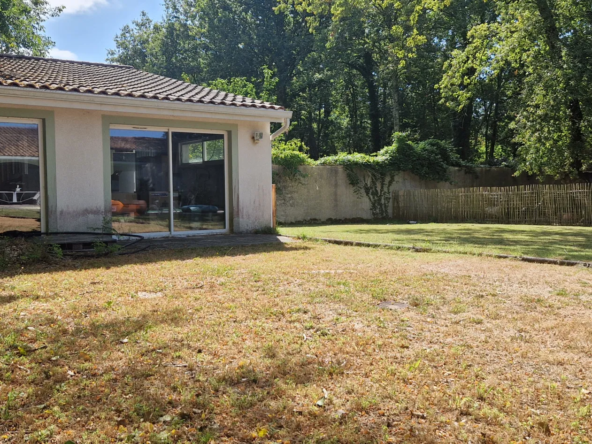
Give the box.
[0,54,291,237]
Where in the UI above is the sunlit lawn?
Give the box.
[280,223,592,262]
[1,242,591,443]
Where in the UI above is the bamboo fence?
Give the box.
[392,183,592,226]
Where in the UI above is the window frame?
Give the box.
[180,137,225,165]
[180,140,205,164]
[109,125,229,237]
[0,117,46,233]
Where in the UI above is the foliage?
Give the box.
[108,0,592,177]
[0,0,62,55]
[204,67,278,103]
[440,0,592,177]
[272,137,313,179]
[108,0,309,104]
[318,134,463,218]
[285,0,433,153]
[93,241,123,256]
[317,150,394,219]
[206,77,258,101]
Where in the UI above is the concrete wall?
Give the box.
[274,165,559,223]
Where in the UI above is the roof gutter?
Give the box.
[270,118,290,141]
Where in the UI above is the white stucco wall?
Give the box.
[233,122,273,232]
[53,108,105,231]
[0,101,276,234]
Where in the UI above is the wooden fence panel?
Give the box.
[393,184,592,226]
[272,184,277,229]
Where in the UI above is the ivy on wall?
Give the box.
[273,134,471,218]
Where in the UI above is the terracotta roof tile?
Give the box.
[0,54,285,111]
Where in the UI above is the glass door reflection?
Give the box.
[171,132,226,232]
[110,129,170,233]
[0,122,42,234]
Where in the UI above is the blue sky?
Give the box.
[45,0,165,63]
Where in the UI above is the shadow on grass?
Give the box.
[0,294,20,306]
[0,241,310,280]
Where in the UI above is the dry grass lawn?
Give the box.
[0,216,40,233]
[1,241,591,443]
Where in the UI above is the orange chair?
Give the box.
[111,200,147,217]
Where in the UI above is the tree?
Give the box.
[108,0,312,107]
[286,0,432,153]
[107,2,203,81]
[440,0,592,176]
[107,12,158,69]
[194,0,313,108]
[0,0,62,55]
[204,66,279,103]
[109,0,592,175]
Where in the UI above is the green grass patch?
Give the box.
[280,222,592,261]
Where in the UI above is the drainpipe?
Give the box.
[271,118,290,141]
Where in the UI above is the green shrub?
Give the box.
[271,134,470,219]
[93,241,123,256]
[272,137,314,179]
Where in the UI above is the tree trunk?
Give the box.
[569,98,585,170]
[322,100,332,154]
[351,52,382,153]
[483,99,492,160]
[308,117,319,160]
[392,72,400,134]
[276,74,289,108]
[363,52,382,153]
[453,100,474,161]
[306,87,320,159]
[431,90,439,138]
[488,74,503,161]
[534,0,562,60]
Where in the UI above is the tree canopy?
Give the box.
[106,0,591,178]
[0,0,62,55]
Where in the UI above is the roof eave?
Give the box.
[0,86,293,123]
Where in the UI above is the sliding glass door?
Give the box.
[0,120,43,234]
[172,132,226,232]
[110,127,227,235]
[110,129,170,234]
